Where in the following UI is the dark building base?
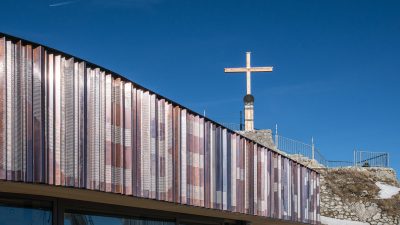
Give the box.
[0,181,306,225]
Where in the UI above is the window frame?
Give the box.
[0,192,239,225]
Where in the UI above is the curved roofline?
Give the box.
[0,32,319,173]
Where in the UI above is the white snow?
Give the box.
[375,181,400,199]
[321,216,369,225]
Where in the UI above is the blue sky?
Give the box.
[1,0,399,175]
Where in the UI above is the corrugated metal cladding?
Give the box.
[0,35,320,224]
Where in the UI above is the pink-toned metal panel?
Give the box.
[0,35,321,225]
[0,37,5,180]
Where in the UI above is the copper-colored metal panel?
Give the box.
[180,109,187,205]
[86,67,94,190]
[5,40,13,180]
[123,82,132,195]
[14,41,23,182]
[21,44,28,182]
[105,74,113,192]
[113,78,121,193]
[73,61,79,186]
[131,86,137,196]
[173,106,181,203]
[0,34,320,225]
[64,57,75,187]
[47,54,55,185]
[32,46,45,183]
[93,68,100,190]
[135,88,142,196]
[0,38,5,180]
[149,93,157,199]
[26,44,33,183]
[54,55,61,186]
[99,71,106,191]
[157,98,166,201]
[166,102,173,202]
[78,61,86,188]
[199,117,205,207]
[142,90,151,198]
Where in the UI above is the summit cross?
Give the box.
[224,52,273,131]
[224,52,273,95]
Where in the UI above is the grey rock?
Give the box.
[350,202,379,221]
[373,213,381,220]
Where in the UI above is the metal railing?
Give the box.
[315,148,329,167]
[275,135,314,159]
[354,151,389,168]
[274,132,390,168]
[220,122,391,169]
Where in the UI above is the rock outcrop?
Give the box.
[318,167,400,225]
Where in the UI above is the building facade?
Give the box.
[0,33,320,225]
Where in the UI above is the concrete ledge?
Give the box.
[0,181,307,225]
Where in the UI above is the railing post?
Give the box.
[387,153,389,167]
[311,137,315,161]
[353,149,356,167]
[275,124,278,149]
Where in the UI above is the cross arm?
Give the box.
[248,66,273,72]
[224,67,247,73]
[224,67,273,73]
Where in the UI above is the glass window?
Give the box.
[64,213,127,225]
[0,198,52,225]
[65,212,175,225]
[130,218,175,225]
[180,222,222,225]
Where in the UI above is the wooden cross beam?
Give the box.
[224,52,273,95]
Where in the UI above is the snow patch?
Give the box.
[321,216,369,225]
[376,181,400,199]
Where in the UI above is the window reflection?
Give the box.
[0,203,52,225]
[65,212,175,225]
[64,213,126,225]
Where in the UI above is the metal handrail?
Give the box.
[274,133,390,168]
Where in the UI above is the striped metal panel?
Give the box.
[0,35,320,225]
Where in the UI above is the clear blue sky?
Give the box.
[1,0,399,175]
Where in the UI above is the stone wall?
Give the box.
[319,167,400,225]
